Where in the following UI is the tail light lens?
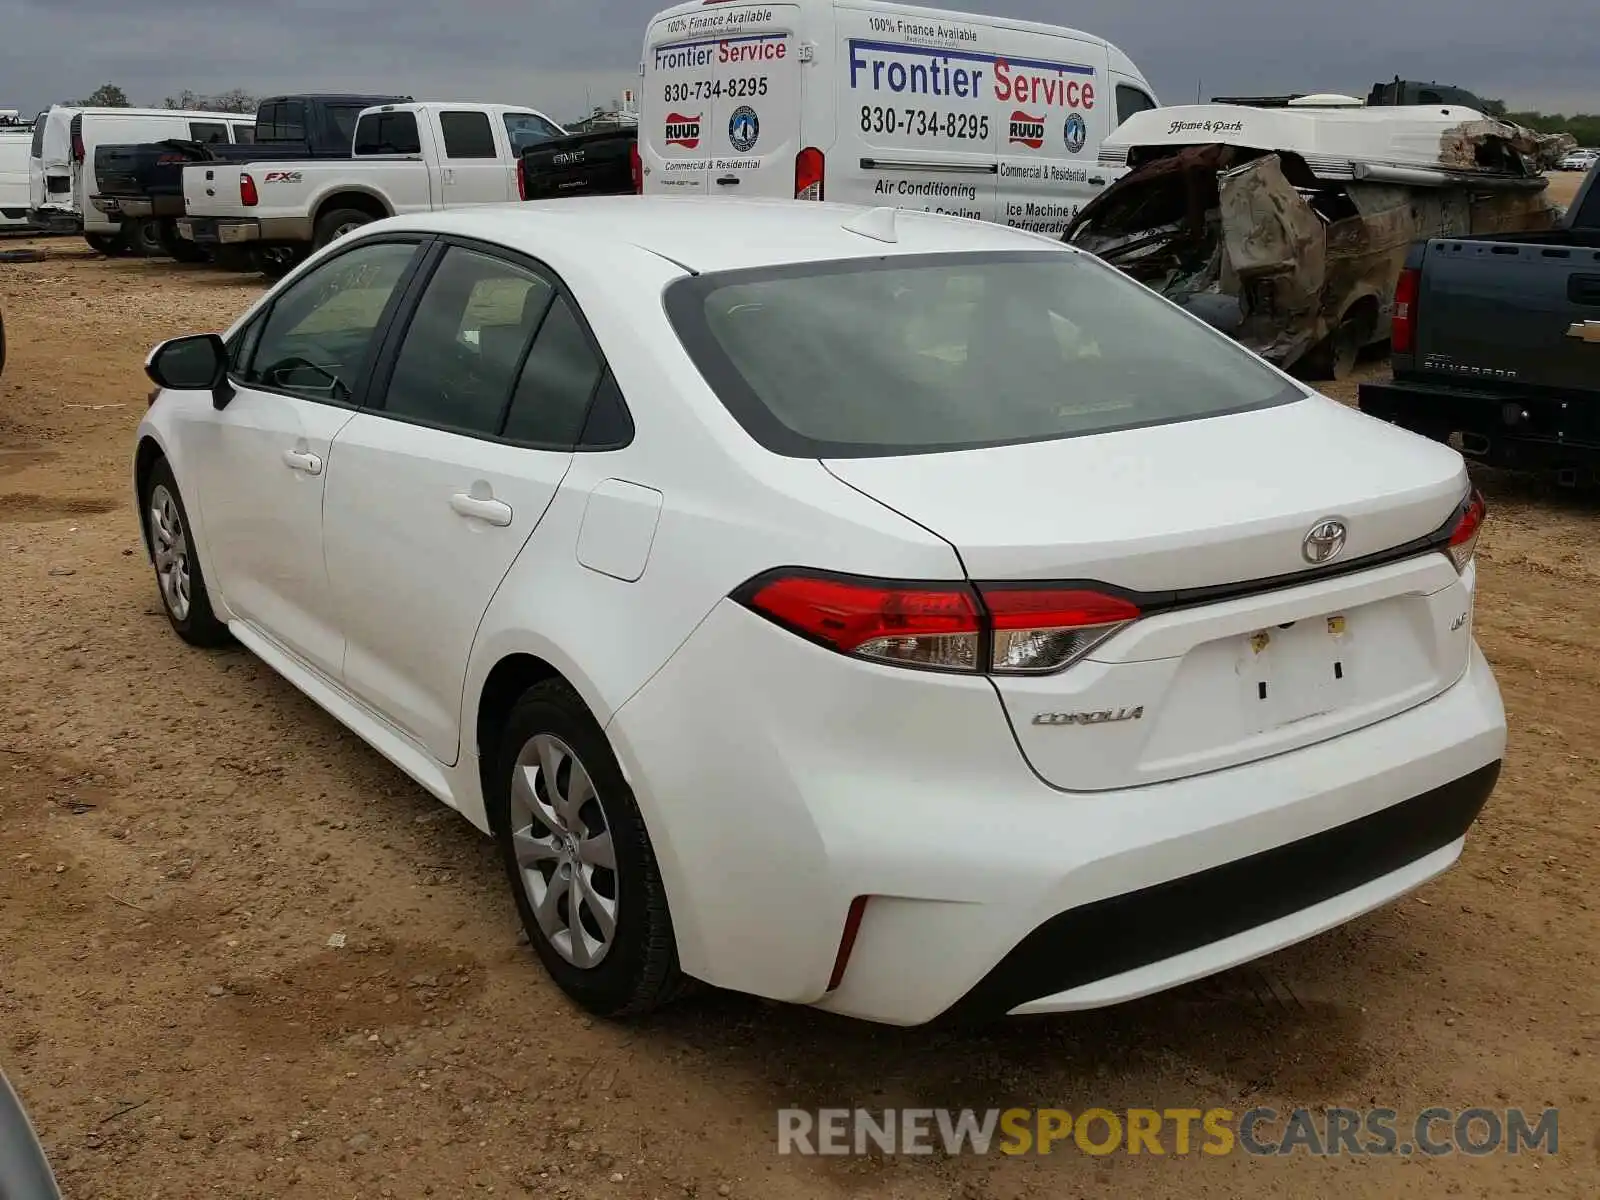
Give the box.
[795,147,824,200]
[1446,489,1486,573]
[516,162,527,201]
[239,172,258,207]
[736,571,1138,675]
[71,133,85,162]
[157,153,187,165]
[1392,266,1420,355]
[629,141,642,193]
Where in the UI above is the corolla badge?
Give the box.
[1302,519,1347,565]
[1032,707,1144,726]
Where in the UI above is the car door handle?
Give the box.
[282,448,322,474]
[715,175,741,187]
[1087,175,1106,186]
[450,492,512,526]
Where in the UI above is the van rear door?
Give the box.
[643,4,802,197]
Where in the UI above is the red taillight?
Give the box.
[983,586,1142,674]
[239,172,258,207]
[157,153,187,165]
[517,162,527,201]
[1392,266,1420,355]
[629,141,642,193]
[71,133,85,162]
[1446,489,1486,573]
[795,147,824,200]
[737,571,1139,674]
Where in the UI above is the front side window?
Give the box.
[380,246,555,436]
[503,112,565,154]
[189,121,229,144]
[1115,85,1157,127]
[327,104,366,148]
[231,123,255,144]
[355,111,420,156]
[239,240,420,401]
[666,251,1303,458]
[440,110,497,159]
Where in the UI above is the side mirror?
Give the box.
[145,334,235,409]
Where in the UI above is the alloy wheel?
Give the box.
[507,733,619,968]
[148,483,191,621]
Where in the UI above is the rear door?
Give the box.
[643,3,802,197]
[435,109,516,206]
[323,241,599,763]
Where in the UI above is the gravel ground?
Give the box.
[1,227,1596,1200]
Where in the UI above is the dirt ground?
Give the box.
[1,214,1596,1200]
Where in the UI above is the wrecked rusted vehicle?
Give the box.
[1064,102,1574,378]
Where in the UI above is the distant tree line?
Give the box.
[69,82,255,113]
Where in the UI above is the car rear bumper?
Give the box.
[176,215,312,246]
[1359,377,1600,473]
[608,599,1507,1025]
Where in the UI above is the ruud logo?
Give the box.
[1301,518,1347,564]
[1008,111,1046,149]
[664,112,703,149]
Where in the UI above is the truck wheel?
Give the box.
[157,220,210,264]
[313,208,374,250]
[253,246,307,280]
[127,218,166,258]
[84,232,130,257]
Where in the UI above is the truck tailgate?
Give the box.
[1416,238,1600,394]
[182,161,246,217]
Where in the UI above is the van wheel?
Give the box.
[491,680,689,1018]
[313,208,374,250]
[253,246,306,280]
[84,232,129,257]
[127,219,165,258]
[157,220,210,263]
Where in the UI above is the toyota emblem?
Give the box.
[1302,519,1347,564]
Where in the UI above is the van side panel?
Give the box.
[642,4,804,198]
[833,3,1111,231]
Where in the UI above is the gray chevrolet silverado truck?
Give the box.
[1358,160,1600,483]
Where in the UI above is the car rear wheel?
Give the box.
[127,218,165,258]
[157,220,210,264]
[141,458,230,647]
[313,208,374,251]
[491,679,688,1017]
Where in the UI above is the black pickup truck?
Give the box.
[92,93,407,261]
[520,127,638,201]
[1358,160,1600,484]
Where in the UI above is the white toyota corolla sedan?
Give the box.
[133,197,1506,1026]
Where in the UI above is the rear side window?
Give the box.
[1115,85,1157,127]
[439,110,497,159]
[355,111,421,156]
[666,251,1302,458]
[258,102,306,142]
[501,296,604,446]
[189,121,229,144]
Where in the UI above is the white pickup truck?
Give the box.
[177,101,565,274]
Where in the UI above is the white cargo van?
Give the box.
[0,127,31,228]
[639,0,1158,233]
[28,105,250,247]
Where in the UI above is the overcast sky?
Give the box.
[6,0,1595,122]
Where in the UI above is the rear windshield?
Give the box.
[664,250,1303,458]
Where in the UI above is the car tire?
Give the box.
[491,679,689,1018]
[157,220,210,264]
[127,218,165,258]
[140,457,231,648]
[312,208,374,251]
[84,231,129,257]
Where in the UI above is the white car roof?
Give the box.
[383,196,1072,274]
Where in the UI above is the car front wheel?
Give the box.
[492,680,687,1017]
[142,458,231,647]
